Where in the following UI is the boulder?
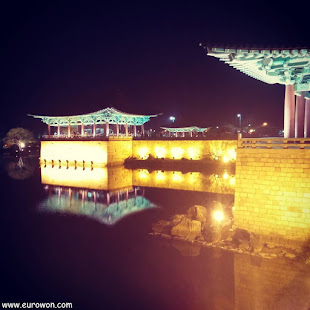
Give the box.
[171,214,185,226]
[152,220,171,234]
[187,205,208,223]
[172,239,201,256]
[171,218,201,240]
[232,228,251,245]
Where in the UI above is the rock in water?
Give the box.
[152,220,171,234]
[172,239,201,256]
[187,205,208,223]
[171,218,201,240]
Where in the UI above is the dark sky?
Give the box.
[1,2,309,135]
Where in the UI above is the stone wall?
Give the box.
[235,148,310,243]
[41,141,108,166]
[132,140,237,161]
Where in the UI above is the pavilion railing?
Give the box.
[238,134,310,149]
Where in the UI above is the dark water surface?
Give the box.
[1,156,310,310]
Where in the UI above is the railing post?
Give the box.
[237,133,242,148]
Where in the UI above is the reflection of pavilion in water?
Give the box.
[39,165,156,225]
[40,185,154,225]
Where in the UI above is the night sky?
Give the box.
[1,2,309,136]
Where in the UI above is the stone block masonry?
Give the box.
[235,148,310,243]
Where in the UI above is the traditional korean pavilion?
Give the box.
[29,107,158,138]
[161,126,209,137]
[204,46,310,138]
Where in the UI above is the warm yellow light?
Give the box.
[41,165,108,190]
[262,122,268,127]
[41,141,108,165]
[223,156,229,163]
[171,147,184,159]
[230,176,235,186]
[138,147,149,159]
[20,142,25,148]
[172,171,183,182]
[155,146,166,158]
[155,170,165,181]
[223,172,229,179]
[139,169,149,179]
[213,210,224,223]
[187,147,200,160]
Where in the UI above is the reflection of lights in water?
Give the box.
[213,210,224,223]
[172,171,183,182]
[155,171,165,181]
[171,147,184,159]
[138,147,149,159]
[155,146,166,158]
[139,170,149,179]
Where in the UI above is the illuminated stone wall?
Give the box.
[235,149,310,243]
[234,253,310,309]
[107,138,133,165]
[41,139,133,167]
[40,139,237,166]
[41,141,108,166]
[132,140,237,161]
[133,169,235,194]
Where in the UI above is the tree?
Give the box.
[3,127,37,150]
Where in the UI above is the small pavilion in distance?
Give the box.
[161,126,209,137]
[204,46,310,138]
[28,107,158,138]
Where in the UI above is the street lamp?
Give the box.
[169,116,175,122]
[237,114,242,129]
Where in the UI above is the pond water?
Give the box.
[1,156,310,310]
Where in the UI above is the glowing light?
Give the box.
[171,147,184,159]
[155,146,166,158]
[213,210,224,223]
[249,129,255,133]
[230,176,235,186]
[262,122,268,126]
[20,142,25,148]
[172,171,183,182]
[139,169,149,179]
[223,156,229,163]
[41,141,108,165]
[169,116,176,122]
[187,147,200,160]
[138,147,149,159]
[155,170,165,181]
[223,172,229,179]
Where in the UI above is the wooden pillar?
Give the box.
[305,98,310,138]
[190,131,193,138]
[68,124,71,138]
[106,122,109,137]
[295,92,305,138]
[175,132,178,138]
[57,125,60,137]
[125,123,128,136]
[141,124,145,136]
[182,132,185,137]
[134,124,137,137]
[116,123,119,136]
[93,123,96,137]
[48,125,51,137]
[81,123,85,136]
[284,84,295,138]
